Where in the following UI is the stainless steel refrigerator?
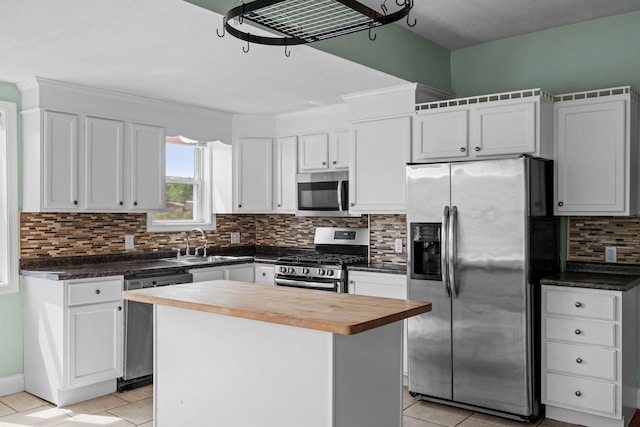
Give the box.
[406,157,558,422]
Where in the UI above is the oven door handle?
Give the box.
[275,277,340,290]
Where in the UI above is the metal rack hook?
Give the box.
[368,27,377,41]
[380,0,388,15]
[406,0,416,27]
[284,40,291,57]
[217,17,226,37]
[243,37,250,53]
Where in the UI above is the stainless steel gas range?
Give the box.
[274,227,368,293]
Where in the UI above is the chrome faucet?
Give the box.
[186,228,207,256]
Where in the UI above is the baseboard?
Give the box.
[0,374,24,397]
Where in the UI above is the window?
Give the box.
[147,136,217,232]
[0,101,18,294]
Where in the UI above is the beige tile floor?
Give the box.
[0,385,581,427]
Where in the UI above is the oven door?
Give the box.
[275,277,344,292]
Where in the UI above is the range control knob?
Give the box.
[279,266,287,274]
[287,267,295,274]
[326,270,334,277]
[302,267,310,275]
[318,269,326,276]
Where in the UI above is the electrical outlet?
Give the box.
[231,232,240,244]
[605,246,617,263]
[394,238,403,254]
[124,235,135,250]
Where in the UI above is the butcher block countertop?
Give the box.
[123,280,431,335]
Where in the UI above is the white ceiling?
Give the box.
[2,0,639,115]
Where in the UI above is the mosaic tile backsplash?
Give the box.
[20,212,408,265]
[568,216,640,264]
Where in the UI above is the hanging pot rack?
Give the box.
[217,0,415,53]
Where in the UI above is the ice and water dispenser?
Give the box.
[410,222,442,280]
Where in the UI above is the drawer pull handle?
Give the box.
[574,329,582,335]
[576,357,583,364]
[575,391,582,397]
[575,301,582,308]
[95,289,101,295]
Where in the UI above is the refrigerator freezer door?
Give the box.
[449,158,532,415]
[407,163,453,400]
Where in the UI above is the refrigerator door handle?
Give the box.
[449,205,458,299]
[441,206,451,298]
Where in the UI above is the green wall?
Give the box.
[0,82,23,379]
[451,11,640,96]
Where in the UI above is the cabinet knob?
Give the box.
[575,301,582,307]
[95,289,101,295]
[73,200,78,205]
[262,272,266,276]
[322,161,327,166]
[238,204,242,208]
[576,357,583,364]
[277,203,281,207]
[460,147,466,152]
[575,391,582,397]
[350,203,355,207]
[134,201,138,206]
[349,280,354,284]
[332,160,337,165]
[574,329,582,335]
[558,201,564,207]
[118,306,122,311]
[119,201,124,206]
[474,146,480,152]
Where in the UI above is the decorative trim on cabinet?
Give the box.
[553,86,639,103]
[416,88,553,111]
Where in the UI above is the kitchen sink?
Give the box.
[160,255,253,265]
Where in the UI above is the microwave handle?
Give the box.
[338,180,346,211]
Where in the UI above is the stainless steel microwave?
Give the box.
[295,172,352,217]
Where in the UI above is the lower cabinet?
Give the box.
[23,275,124,406]
[254,263,275,285]
[541,285,638,427]
[189,263,255,283]
[348,271,408,382]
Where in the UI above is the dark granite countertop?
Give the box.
[348,263,407,275]
[540,262,640,292]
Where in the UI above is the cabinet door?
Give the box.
[226,264,255,282]
[43,111,79,209]
[234,137,273,212]
[350,116,411,213]
[129,123,165,210]
[275,136,297,213]
[67,301,123,388]
[84,117,125,210]
[471,100,537,156]
[329,130,349,170]
[298,133,329,172]
[555,100,626,214]
[413,109,469,161]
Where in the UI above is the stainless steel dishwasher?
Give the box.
[118,272,193,391]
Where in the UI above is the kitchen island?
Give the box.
[123,280,430,427]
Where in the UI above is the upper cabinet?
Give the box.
[298,130,349,172]
[274,136,298,213]
[22,110,166,212]
[554,87,638,216]
[413,89,553,163]
[233,137,273,213]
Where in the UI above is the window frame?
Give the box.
[147,139,216,232]
[0,101,19,294]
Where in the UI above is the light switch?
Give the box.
[231,232,240,244]
[124,235,135,250]
[394,238,403,254]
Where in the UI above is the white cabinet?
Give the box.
[189,263,255,283]
[350,116,411,213]
[274,136,298,213]
[84,117,125,210]
[254,263,275,284]
[233,137,273,213]
[24,275,124,406]
[541,285,638,427]
[298,130,349,172]
[128,123,165,211]
[348,271,408,381]
[22,110,166,212]
[413,90,553,163]
[554,88,638,216]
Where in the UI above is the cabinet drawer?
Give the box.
[545,289,616,321]
[68,279,123,306]
[545,372,616,417]
[545,317,615,347]
[546,342,616,381]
